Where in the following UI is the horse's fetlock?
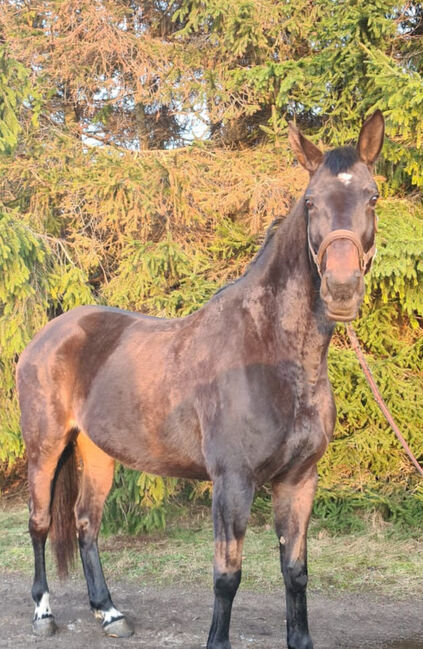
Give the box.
[92,605,123,625]
[31,584,47,605]
[287,630,313,649]
[33,591,52,621]
[89,595,111,613]
[208,641,231,649]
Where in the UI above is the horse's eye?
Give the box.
[305,198,313,210]
[369,195,379,207]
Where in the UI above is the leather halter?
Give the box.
[308,226,376,278]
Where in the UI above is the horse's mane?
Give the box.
[213,211,296,297]
[244,216,285,273]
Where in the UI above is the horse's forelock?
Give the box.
[322,146,359,175]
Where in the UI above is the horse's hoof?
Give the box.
[103,616,134,638]
[32,616,57,637]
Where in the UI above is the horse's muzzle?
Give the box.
[320,270,365,321]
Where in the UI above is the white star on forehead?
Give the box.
[337,172,352,185]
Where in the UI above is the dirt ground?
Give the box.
[1,574,423,649]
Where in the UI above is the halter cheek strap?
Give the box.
[308,227,376,278]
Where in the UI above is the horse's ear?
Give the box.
[288,122,323,174]
[357,110,385,167]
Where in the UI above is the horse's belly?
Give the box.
[78,386,209,480]
[129,414,209,480]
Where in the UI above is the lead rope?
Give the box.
[346,324,423,478]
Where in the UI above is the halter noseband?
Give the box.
[308,226,376,278]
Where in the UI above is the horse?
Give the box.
[16,110,384,649]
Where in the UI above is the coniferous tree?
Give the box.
[0,0,422,529]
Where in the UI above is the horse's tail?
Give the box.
[49,438,79,579]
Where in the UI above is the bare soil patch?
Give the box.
[1,573,423,649]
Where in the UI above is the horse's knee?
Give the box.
[283,559,308,592]
[214,569,241,601]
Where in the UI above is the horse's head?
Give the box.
[289,111,384,322]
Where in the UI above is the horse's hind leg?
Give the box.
[27,440,70,636]
[75,431,133,638]
[207,471,255,649]
[272,467,317,649]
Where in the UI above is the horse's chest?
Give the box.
[251,396,331,485]
[201,363,334,484]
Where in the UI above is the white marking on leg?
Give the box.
[93,606,123,624]
[337,172,352,185]
[34,592,52,620]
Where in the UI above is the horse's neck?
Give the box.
[242,202,335,383]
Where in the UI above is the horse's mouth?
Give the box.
[326,307,358,322]
[323,297,361,322]
[320,270,365,323]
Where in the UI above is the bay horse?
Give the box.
[17,111,384,649]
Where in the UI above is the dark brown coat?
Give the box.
[17,111,385,649]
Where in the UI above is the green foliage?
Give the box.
[365,199,423,324]
[312,486,423,535]
[210,218,258,260]
[0,47,34,154]
[2,1,423,189]
[252,485,423,535]
[104,237,217,316]
[362,44,423,189]
[0,212,48,462]
[101,464,178,535]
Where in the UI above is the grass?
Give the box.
[1,505,423,597]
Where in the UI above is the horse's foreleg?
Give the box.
[75,432,133,638]
[272,467,317,649]
[207,472,255,649]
